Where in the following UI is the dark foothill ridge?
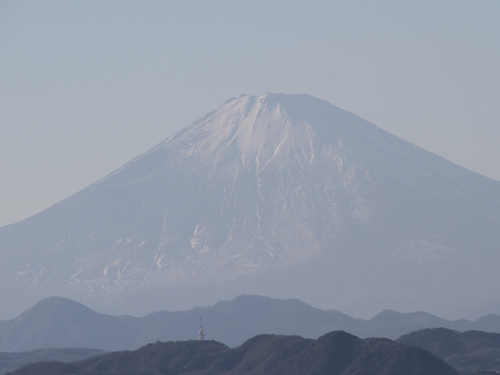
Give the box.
[6,331,459,375]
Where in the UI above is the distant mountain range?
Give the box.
[6,331,459,375]
[2,294,500,352]
[1,93,500,320]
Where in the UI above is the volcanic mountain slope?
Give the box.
[1,93,500,319]
[7,331,459,375]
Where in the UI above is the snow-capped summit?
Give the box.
[1,93,500,320]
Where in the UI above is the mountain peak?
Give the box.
[1,93,500,320]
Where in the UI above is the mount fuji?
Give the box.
[1,93,500,320]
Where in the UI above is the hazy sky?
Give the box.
[1,0,499,227]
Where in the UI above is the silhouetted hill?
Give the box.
[138,295,365,347]
[397,328,500,374]
[7,331,459,375]
[471,315,500,332]
[2,295,500,352]
[0,297,139,351]
[0,348,105,375]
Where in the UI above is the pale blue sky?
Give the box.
[1,0,499,227]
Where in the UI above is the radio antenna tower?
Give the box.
[198,317,205,341]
